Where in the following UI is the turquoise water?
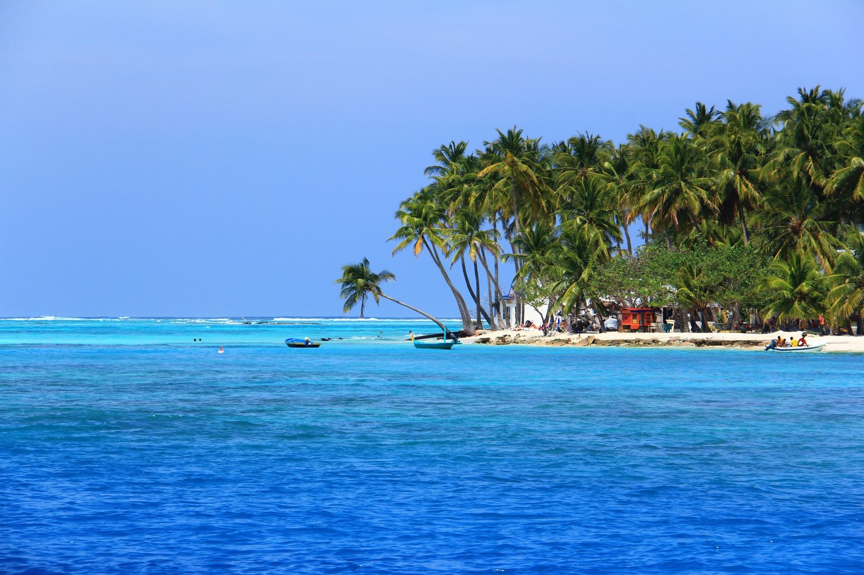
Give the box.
[1,318,862,574]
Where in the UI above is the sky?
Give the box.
[1,0,863,318]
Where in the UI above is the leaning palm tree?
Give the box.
[389,187,475,334]
[336,258,453,337]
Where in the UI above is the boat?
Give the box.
[768,343,825,353]
[410,329,460,350]
[285,338,320,348]
[413,339,457,350]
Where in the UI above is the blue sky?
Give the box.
[1,1,863,317]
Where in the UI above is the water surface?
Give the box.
[1,319,862,574]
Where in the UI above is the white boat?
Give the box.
[769,343,825,353]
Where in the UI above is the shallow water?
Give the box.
[1,319,862,573]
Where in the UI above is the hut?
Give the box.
[620,307,657,332]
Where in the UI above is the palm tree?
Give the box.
[597,144,637,255]
[557,176,622,256]
[637,134,714,246]
[754,177,841,272]
[676,263,712,332]
[679,102,720,138]
[766,86,842,194]
[826,117,864,202]
[390,188,476,334]
[825,231,864,333]
[626,126,670,241]
[760,252,826,328]
[546,229,607,316]
[336,258,395,319]
[552,132,611,199]
[447,209,499,330]
[710,101,773,244]
[477,127,550,237]
[336,259,453,336]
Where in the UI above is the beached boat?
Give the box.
[285,338,320,348]
[413,339,457,350]
[768,343,825,353]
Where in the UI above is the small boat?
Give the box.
[768,343,825,353]
[409,327,460,350]
[413,339,457,350]
[285,338,320,348]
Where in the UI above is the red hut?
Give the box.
[621,308,656,332]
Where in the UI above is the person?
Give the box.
[790,337,798,347]
[777,337,786,348]
[818,314,826,335]
[304,337,312,347]
[799,332,808,347]
[409,330,415,341]
[218,346,224,354]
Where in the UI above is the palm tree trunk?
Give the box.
[511,174,520,237]
[738,202,750,245]
[360,295,366,319]
[493,244,506,327]
[379,294,452,338]
[479,248,504,330]
[459,255,492,328]
[425,238,475,335]
[478,249,505,304]
[485,260,496,330]
[473,258,483,330]
[623,222,633,256]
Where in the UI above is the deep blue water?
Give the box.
[1,318,863,574]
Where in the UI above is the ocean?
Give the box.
[1,318,862,574]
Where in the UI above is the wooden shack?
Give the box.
[621,308,656,332]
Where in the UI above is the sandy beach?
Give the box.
[462,328,864,353]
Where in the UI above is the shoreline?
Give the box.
[461,329,864,353]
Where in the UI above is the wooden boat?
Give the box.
[769,343,825,353]
[413,339,457,350]
[285,338,320,348]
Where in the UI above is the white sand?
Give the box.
[461,328,864,353]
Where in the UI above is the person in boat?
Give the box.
[304,337,312,347]
[799,332,808,346]
[777,336,786,348]
[409,331,415,341]
[790,337,798,347]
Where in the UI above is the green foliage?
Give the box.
[592,243,769,311]
[378,87,864,329]
[760,252,827,324]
